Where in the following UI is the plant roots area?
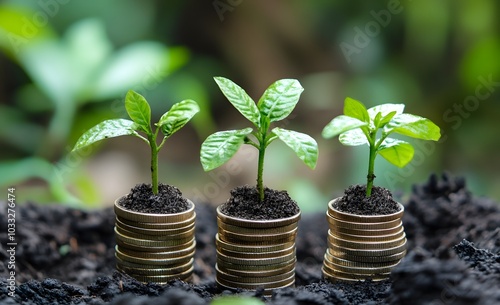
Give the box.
[0,173,499,305]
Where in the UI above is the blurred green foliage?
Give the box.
[0,0,498,207]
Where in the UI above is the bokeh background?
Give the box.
[1,0,499,212]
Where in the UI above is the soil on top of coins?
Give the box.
[334,185,400,215]
[220,185,300,220]
[1,173,499,305]
[118,183,189,214]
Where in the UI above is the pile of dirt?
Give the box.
[0,173,499,304]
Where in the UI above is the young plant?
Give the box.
[72,90,199,195]
[322,97,441,197]
[200,77,318,202]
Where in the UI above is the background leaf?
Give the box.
[339,128,369,146]
[214,76,260,127]
[322,115,368,139]
[344,97,370,123]
[200,128,253,171]
[257,79,303,122]
[125,90,151,133]
[378,139,415,167]
[273,127,318,169]
[385,114,441,140]
[158,100,199,138]
[72,119,139,151]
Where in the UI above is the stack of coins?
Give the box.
[215,207,300,295]
[113,200,196,284]
[323,199,406,282]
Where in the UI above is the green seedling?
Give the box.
[322,97,441,197]
[200,77,318,202]
[72,90,199,194]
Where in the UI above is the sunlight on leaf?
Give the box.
[200,128,253,171]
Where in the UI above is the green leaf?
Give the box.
[91,42,174,100]
[200,128,253,171]
[211,296,265,305]
[339,128,369,146]
[158,100,199,138]
[273,127,318,169]
[378,139,415,167]
[344,97,370,123]
[125,90,151,133]
[214,77,260,127]
[367,103,405,120]
[322,115,368,139]
[378,111,397,128]
[385,114,441,140]
[72,119,139,151]
[257,79,304,122]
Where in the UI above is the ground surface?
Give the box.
[0,173,499,304]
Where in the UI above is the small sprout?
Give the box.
[72,90,199,194]
[200,77,318,202]
[322,97,441,197]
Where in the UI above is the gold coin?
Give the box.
[217,244,295,259]
[327,230,406,249]
[216,249,295,266]
[127,266,194,283]
[116,247,194,266]
[327,239,407,258]
[116,258,193,276]
[114,199,195,223]
[216,206,300,229]
[117,213,196,230]
[216,273,295,290]
[322,264,390,280]
[217,219,297,235]
[322,267,388,282]
[115,225,195,241]
[115,227,193,247]
[116,237,194,253]
[218,233,296,246]
[329,226,405,242]
[116,242,195,259]
[116,217,195,236]
[324,251,402,268]
[216,260,295,277]
[216,280,294,296]
[216,264,295,284]
[329,222,403,236]
[215,233,294,253]
[327,199,404,223]
[327,214,402,230]
[323,254,400,274]
[217,257,296,271]
[327,248,407,263]
[218,227,298,243]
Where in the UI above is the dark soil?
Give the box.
[118,183,189,214]
[0,173,499,304]
[334,185,400,215]
[220,186,300,220]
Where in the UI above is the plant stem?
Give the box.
[149,132,159,195]
[257,139,266,202]
[366,134,377,197]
